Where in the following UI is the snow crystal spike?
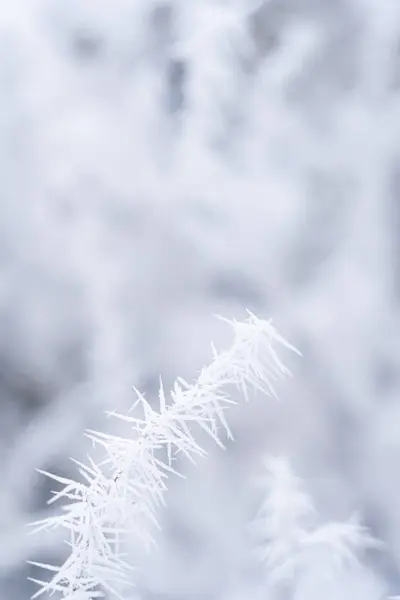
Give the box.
[158,376,167,413]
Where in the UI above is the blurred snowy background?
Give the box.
[0,0,400,598]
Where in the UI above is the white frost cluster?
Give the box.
[251,456,382,598]
[29,313,297,599]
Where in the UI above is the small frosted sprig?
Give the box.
[251,456,381,588]
[28,312,297,599]
[251,456,315,579]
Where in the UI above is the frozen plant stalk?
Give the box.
[29,312,298,600]
[251,456,381,599]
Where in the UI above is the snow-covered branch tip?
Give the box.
[28,312,298,600]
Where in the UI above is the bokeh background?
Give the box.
[0,0,400,598]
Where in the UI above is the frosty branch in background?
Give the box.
[251,456,383,599]
[28,312,298,600]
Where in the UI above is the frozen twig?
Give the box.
[29,312,297,599]
[251,456,381,592]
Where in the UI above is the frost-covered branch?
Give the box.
[29,312,297,599]
[251,457,381,597]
